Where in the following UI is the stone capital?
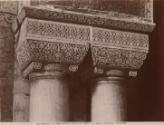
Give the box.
[91,27,149,71]
[15,6,155,78]
[16,17,90,77]
[77,26,150,80]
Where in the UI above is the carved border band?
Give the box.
[92,27,149,52]
[26,18,90,44]
[91,46,147,70]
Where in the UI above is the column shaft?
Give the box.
[29,65,69,122]
[91,70,126,122]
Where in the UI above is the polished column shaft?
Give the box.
[91,70,126,122]
[29,64,69,122]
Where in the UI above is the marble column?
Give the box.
[89,21,154,121]
[15,12,89,122]
[91,69,126,122]
[29,64,69,122]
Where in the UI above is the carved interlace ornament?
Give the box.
[15,7,153,77]
[91,27,149,70]
[16,18,90,74]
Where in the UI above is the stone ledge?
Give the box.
[13,6,155,34]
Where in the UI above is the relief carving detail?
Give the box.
[91,27,149,70]
[16,18,90,75]
[16,10,151,76]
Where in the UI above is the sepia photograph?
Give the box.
[0,0,164,124]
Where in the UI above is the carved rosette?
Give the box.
[91,27,149,71]
[16,18,90,77]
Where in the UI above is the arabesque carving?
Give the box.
[91,27,149,69]
[16,18,90,74]
[15,7,153,77]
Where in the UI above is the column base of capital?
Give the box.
[29,63,69,80]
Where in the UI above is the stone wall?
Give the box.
[0,1,18,121]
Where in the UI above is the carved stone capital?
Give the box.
[91,27,149,70]
[15,7,154,78]
[16,18,90,77]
